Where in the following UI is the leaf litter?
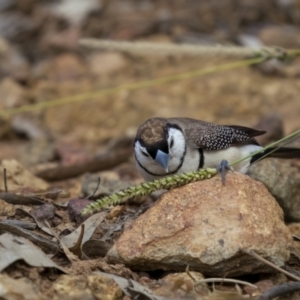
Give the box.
[0,146,295,293]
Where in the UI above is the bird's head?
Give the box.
[134,118,186,175]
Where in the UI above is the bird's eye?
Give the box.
[141,151,149,157]
[170,138,174,148]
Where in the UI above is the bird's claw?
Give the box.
[216,159,233,185]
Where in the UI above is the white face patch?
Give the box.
[167,127,186,172]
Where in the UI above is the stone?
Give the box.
[258,25,300,48]
[0,77,27,109]
[0,274,44,300]
[45,54,87,81]
[67,198,93,225]
[106,173,292,277]
[0,159,49,192]
[53,274,123,300]
[254,113,284,145]
[0,199,16,217]
[151,272,209,299]
[87,52,128,77]
[40,27,81,52]
[248,158,300,222]
[31,204,55,221]
[0,36,30,81]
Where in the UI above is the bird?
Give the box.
[134,117,300,182]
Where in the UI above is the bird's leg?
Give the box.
[216,159,233,185]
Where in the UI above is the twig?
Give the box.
[241,249,300,281]
[85,177,101,200]
[257,282,300,300]
[79,39,300,62]
[80,39,262,58]
[185,266,256,288]
[194,278,257,289]
[3,168,8,193]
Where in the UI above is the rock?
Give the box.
[0,199,16,217]
[106,173,292,277]
[248,159,300,222]
[40,26,81,52]
[151,272,209,299]
[0,36,30,81]
[45,54,87,81]
[254,113,284,145]
[0,159,49,192]
[11,116,47,140]
[0,274,44,300]
[31,204,55,221]
[87,52,128,77]
[68,198,93,225]
[53,274,123,300]
[0,77,27,109]
[18,138,57,166]
[258,25,300,48]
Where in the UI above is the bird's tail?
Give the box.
[250,147,300,164]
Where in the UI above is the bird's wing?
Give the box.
[169,118,265,151]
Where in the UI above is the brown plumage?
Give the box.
[138,118,167,146]
[136,117,266,150]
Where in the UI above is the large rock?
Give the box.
[248,158,300,222]
[106,173,292,277]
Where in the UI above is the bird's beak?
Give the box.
[155,150,169,172]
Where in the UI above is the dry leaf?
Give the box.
[16,208,54,236]
[0,233,65,273]
[61,211,106,248]
[82,239,110,258]
[0,222,59,252]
